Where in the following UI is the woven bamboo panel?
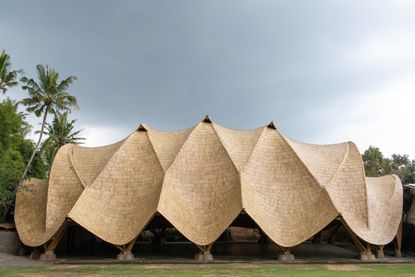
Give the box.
[145,125,193,171]
[46,144,84,231]
[158,122,242,246]
[287,139,402,245]
[68,131,164,245]
[71,140,124,187]
[324,142,369,231]
[14,178,56,246]
[211,124,264,171]
[241,127,338,247]
[287,139,348,186]
[15,118,403,249]
[354,175,402,245]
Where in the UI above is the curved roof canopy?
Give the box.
[15,117,403,248]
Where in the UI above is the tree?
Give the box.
[40,111,85,168]
[362,146,387,177]
[387,154,415,185]
[0,99,46,221]
[0,50,19,94]
[362,146,415,185]
[18,64,77,187]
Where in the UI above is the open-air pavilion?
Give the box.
[14,117,403,262]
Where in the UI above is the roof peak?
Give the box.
[137,124,147,132]
[267,121,276,130]
[202,115,212,123]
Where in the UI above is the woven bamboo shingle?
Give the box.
[45,144,83,231]
[14,118,403,248]
[68,131,164,245]
[70,139,124,187]
[14,178,54,246]
[158,122,242,246]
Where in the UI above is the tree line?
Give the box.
[362,146,414,185]
[0,50,84,221]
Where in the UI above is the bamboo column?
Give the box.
[277,245,295,261]
[116,236,138,260]
[195,243,214,261]
[39,221,68,261]
[340,217,375,261]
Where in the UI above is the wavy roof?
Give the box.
[15,118,403,248]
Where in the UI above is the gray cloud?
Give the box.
[1,0,414,156]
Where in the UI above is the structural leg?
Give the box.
[393,219,403,258]
[40,221,67,261]
[30,247,41,259]
[116,236,137,260]
[277,246,295,261]
[376,245,385,259]
[195,243,214,261]
[340,217,375,261]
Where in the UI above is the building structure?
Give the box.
[15,117,403,261]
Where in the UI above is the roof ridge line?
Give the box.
[277,130,325,192]
[79,133,131,190]
[69,144,87,188]
[353,141,370,229]
[277,130,343,224]
[161,124,197,174]
[319,142,351,216]
[326,142,350,188]
[325,142,370,230]
[240,126,268,173]
[210,123,242,174]
[143,128,166,174]
[390,174,401,200]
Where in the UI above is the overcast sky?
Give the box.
[1,0,414,157]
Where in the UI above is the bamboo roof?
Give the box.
[15,118,403,248]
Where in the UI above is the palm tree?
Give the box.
[18,64,78,186]
[40,111,85,167]
[0,50,19,93]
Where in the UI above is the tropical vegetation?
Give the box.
[362,146,415,184]
[40,111,84,168]
[0,50,19,93]
[0,50,83,221]
[19,64,78,186]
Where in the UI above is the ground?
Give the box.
[1,264,415,277]
[1,243,414,276]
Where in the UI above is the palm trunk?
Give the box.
[1,110,48,222]
[19,110,48,185]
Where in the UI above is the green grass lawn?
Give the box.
[1,264,415,277]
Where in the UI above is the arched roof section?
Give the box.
[241,127,338,247]
[68,131,164,245]
[158,121,242,246]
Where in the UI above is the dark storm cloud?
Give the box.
[1,1,414,154]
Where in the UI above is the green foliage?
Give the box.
[386,154,415,184]
[362,146,415,184]
[41,111,85,167]
[20,64,78,116]
[17,64,78,190]
[0,99,29,149]
[0,50,19,94]
[0,99,47,220]
[362,146,388,177]
[0,54,79,222]
[0,148,25,219]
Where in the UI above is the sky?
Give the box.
[1,0,414,158]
